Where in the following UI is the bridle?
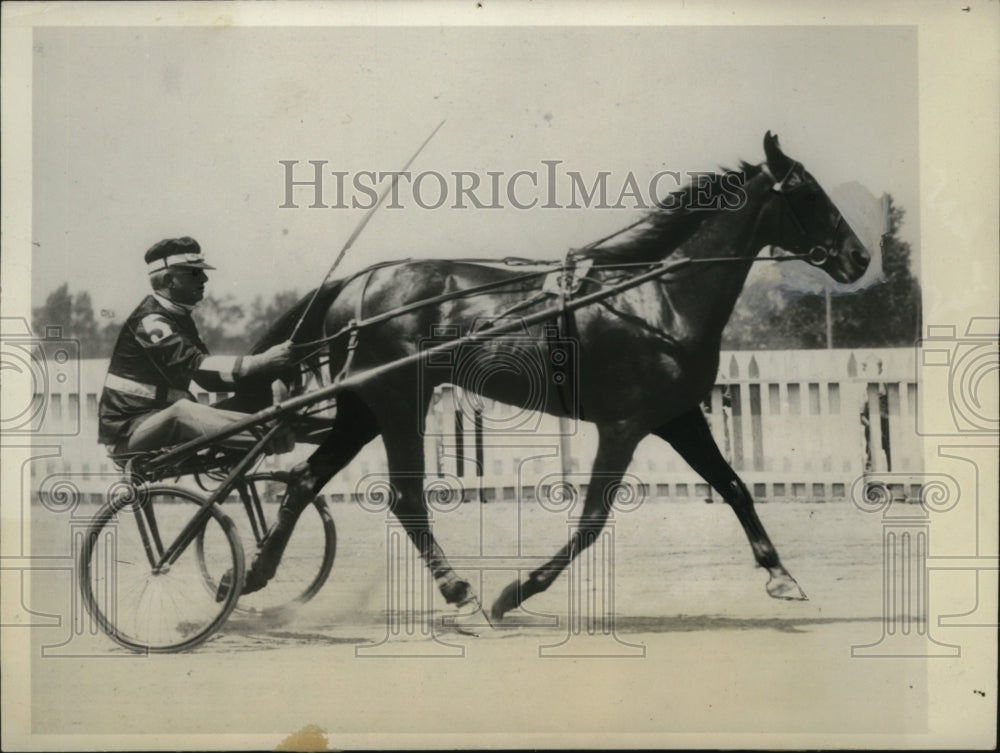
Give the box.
[760,159,838,267]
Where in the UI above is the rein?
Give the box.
[285,248,827,359]
[282,162,834,361]
[289,267,555,351]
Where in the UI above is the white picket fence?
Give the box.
[425,349,921,504]
[23,349,921,505]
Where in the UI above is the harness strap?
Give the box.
[760,160,818,246]
[545,317,579,419]
[290,247,823,357]
[333,268,375,383]
[291,267,553,350]
[761,159,800,193]
[472,290,551,332]
[550,254,585,420]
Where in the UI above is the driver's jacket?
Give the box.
[98,294,242,447]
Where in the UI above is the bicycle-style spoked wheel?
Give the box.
[196,473,336,616]
[78,485,245,653]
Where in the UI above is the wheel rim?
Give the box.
[80,487,244,653]
[234,498,336,616]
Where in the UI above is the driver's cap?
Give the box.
[144,237,217,274]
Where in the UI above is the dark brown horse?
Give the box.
[231,133,871,626]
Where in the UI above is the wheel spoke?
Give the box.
[78,487,244,653]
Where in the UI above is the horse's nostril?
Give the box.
[851,249,869,267]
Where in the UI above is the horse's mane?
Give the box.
[582,162,762,264]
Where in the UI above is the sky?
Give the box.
[30,24,919,323]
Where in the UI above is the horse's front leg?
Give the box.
[491,421,642,622]
[654,407,807,600]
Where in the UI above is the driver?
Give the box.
[98,237,295,456]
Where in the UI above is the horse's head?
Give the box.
[761,132,872,284]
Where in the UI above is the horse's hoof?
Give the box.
[767,573,808,601]
[446,597,494,637]
[490,581,520,623]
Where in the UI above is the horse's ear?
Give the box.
[763,131,792,176]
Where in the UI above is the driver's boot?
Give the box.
[215,461,320,602]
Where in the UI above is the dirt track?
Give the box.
[28,498,937,743]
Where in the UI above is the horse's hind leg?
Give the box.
[491,422,642,622]
[654,407,807,600]
[373,398,482,618]
[243,392,381,589]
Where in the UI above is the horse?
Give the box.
[229,132,871,627]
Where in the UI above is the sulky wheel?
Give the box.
[78,485,245,653]
[195,472,336,617]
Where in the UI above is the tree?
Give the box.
[191,294,247,353]
[97,320,122,358]
[826,202,921,347]
[39,208,919,363]
[72,290,99,343]
[32,283,73,334]
[722,195,921,349]
[32,283,105,358]
[245,290,302,348]
[32,285,307,358]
